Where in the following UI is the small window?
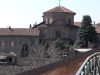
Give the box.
[11,41,14,47]
[48,18,50,24]
[1,40,5,49]
[2,40,5,47]
[30,39,36,45]
[68,19,71,25]
[56,31,61,37]
[20,41,24,44]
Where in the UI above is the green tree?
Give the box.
[52,39,68,50]
[19,42,29,57]
[74,15,99,48]
[43,43,50,58]
[44,42,49,51]
[46,39,69,59]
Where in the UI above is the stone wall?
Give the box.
[0,36,39,54]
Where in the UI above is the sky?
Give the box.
[0,0,100,28]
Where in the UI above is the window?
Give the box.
[30,39,36,45]
[48,18,50,24]
[56,31,61,37]
[68,19,71,25]
[1,40,5,49]
[20,41,24,44]
[11,41,14,47]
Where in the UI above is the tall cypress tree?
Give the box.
[19,42,29,57]
[74,15,99,48]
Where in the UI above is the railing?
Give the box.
[76,52,100,75]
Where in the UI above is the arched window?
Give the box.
[56,31,61,37]
[68,19,71,25]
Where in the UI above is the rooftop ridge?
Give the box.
[43,6,76,14]
[60,6,66,12]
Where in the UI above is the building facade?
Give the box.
[34,6,79,44]
[0,6,99,54]
[0,28,39,53]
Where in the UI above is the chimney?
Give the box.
[35,22,37,25]
[9,26,11,30]
[29,24,32,28]
[8,26,13,31]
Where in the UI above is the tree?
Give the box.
[52,39,68,50]
[45,39,69,59]
[44,42,49,51]
[43,43,50,58]
[19,42,29,57]
[74,15,99,48]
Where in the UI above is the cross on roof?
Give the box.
[58,0,61,6]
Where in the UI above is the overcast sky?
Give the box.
[0,0,100,28]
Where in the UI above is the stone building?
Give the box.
[34,6,79,44]
[0,28,39,53]
[0,6,99,54]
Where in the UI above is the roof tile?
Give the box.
[43,6,76,14]
[0,28,39,36]
[96,22,100,25]
[74,22,81,27]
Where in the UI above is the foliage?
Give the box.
[74,15,99,48]
[43,39,69,58]
[52,39,69,50]
[44,42,49,51]
[43,43,50,58]
[19,42,29,57]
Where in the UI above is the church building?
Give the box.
[0,5,99,54]
[35,6,79,44]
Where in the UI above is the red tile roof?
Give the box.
[96,22,100,25]
[96,28,100,33]
[0,52,16,57]
[74,22,81,27]
[7,52,16,57]
[74,22,100,33]
[43,6,76,14]
[0,28,39,36]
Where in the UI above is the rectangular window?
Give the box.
[20,41,24,44]
[30,39,36,45]
[11,41,14,47]
[1,40,5,49]
[56,31,61,37]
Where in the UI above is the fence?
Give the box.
[76,52,100,75]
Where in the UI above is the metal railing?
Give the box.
[76,52,100,75]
